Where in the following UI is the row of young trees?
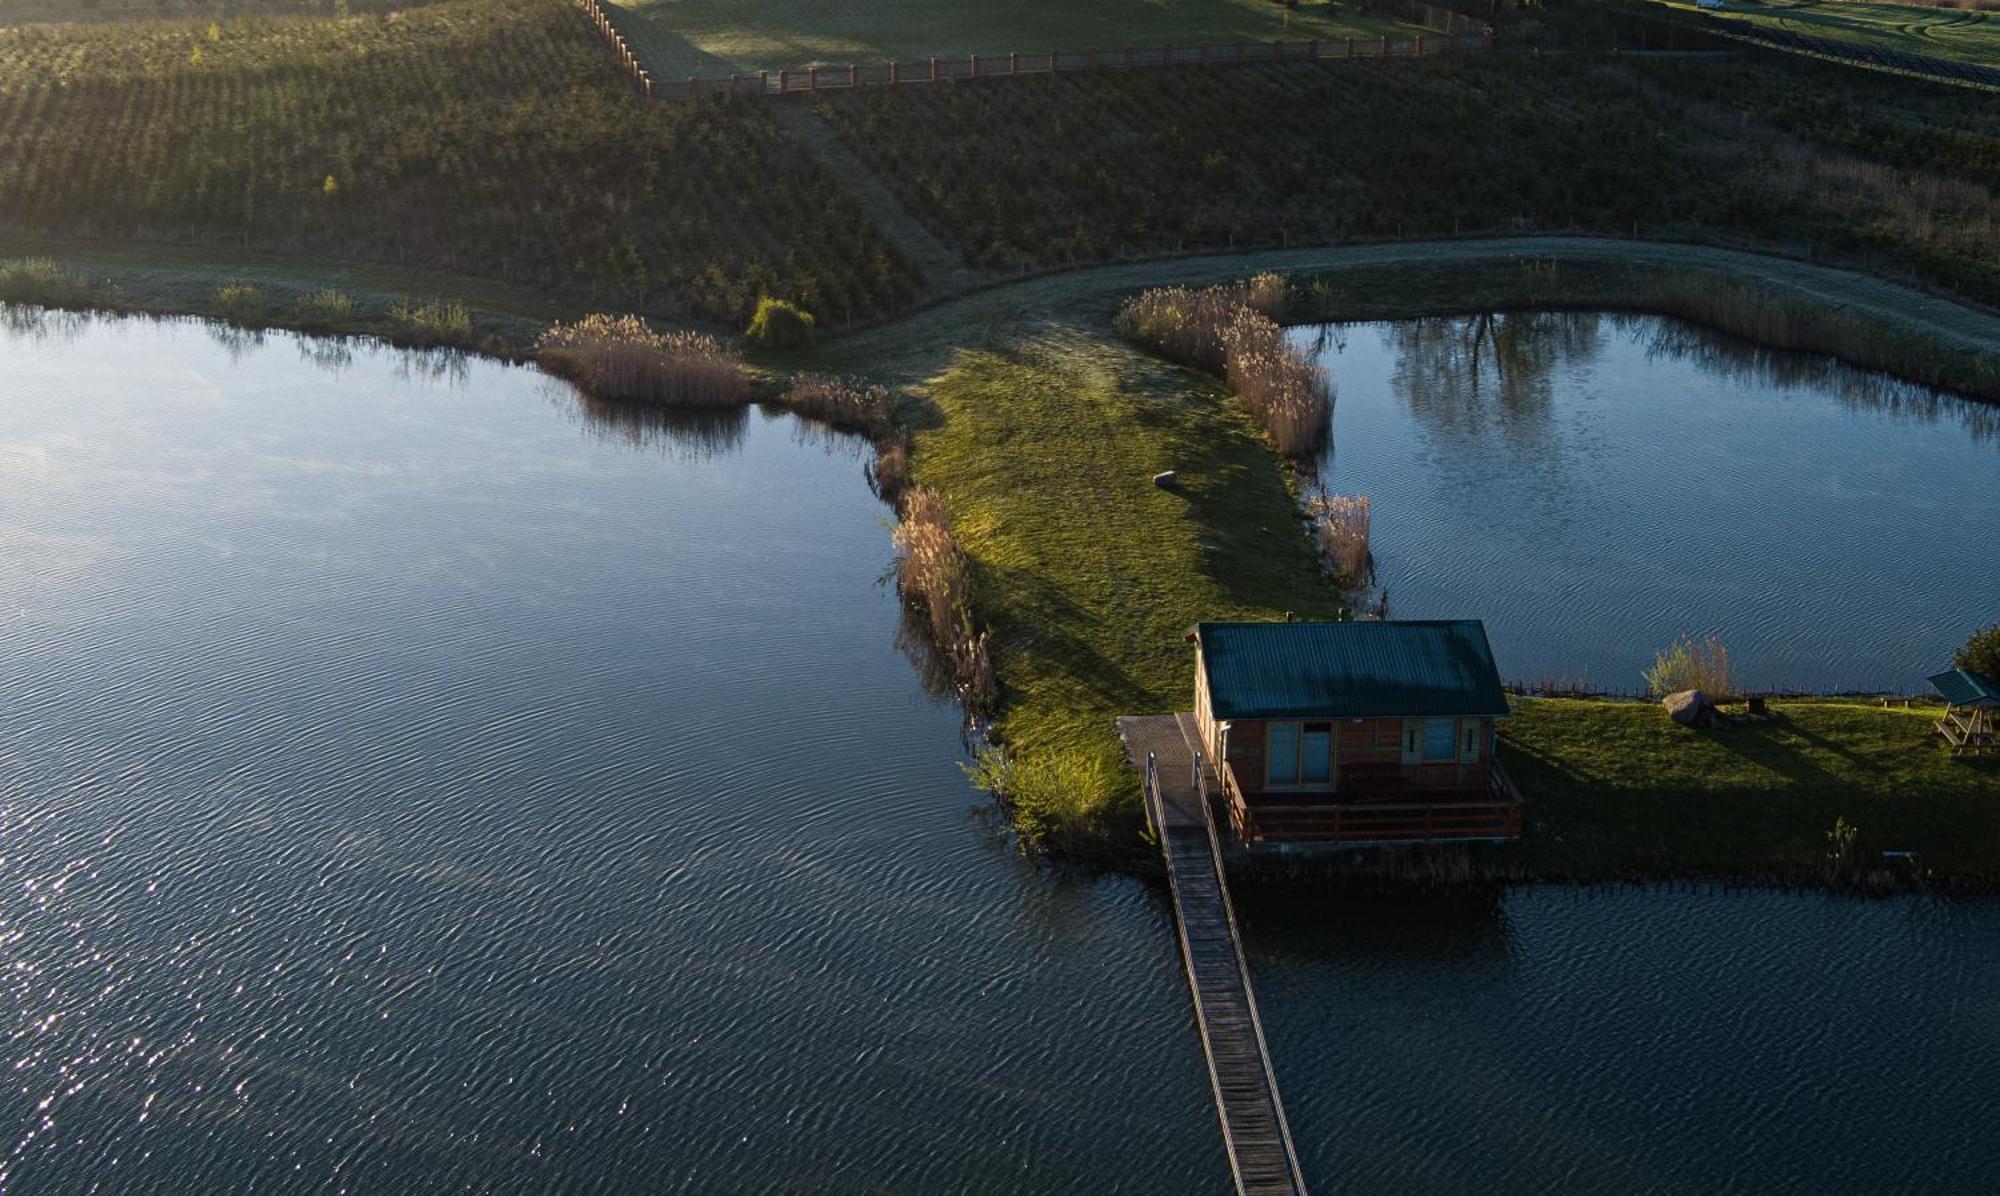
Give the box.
[0,0,921,323]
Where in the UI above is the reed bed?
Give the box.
[782,374,895,437]
[1305,492,1371,581]
[537,313,749,407]
[1644,634,1734,699]
[891,485,996,712]
[0,257,98,307]
[1116,274,1329,456]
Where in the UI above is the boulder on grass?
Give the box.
[1663,688,1719,728]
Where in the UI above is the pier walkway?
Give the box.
[1118,714,1308,1196]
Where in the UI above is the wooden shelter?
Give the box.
[1929,667,1999,756]
[1190,620,1522,848]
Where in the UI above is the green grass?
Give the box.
[0,0,919,325]
[909,327,1342,848]
[1652,0,2000,67]
[608,0,1419,77]
[1505,698,2000,885]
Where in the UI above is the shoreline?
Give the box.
[8,241,1996,888]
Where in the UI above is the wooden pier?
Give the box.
[1120,714,1308,1196]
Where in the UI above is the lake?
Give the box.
[2,309,1995,1193]
[1292,313,2000,693]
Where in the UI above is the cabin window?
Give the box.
[1422,719,1457,762]
[1462,722,1481,763]
[1266,722,1334,787]
[1268,723,1300,785]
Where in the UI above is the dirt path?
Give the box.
[767,102,975,300]
[826,236,2000,380]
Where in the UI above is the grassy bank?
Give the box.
[1505,698,2000,887]
[0,0,918,325]
[899,328,1340,850]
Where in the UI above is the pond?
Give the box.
[2,309,1996,1193]
[1291,313,2000,693]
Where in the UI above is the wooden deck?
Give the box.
[1119,714,1308,1196]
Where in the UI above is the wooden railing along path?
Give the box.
[1124,714,1307,1196]
[570,2,1491,102]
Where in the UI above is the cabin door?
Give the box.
[1301,722,1334,788]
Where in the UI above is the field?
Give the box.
[1506,698,2000,885]
[1652,0,2000,66]
[0,0,920,325]
[810,53,2000,306]
[605,0,1421,78]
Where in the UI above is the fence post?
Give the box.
[929,55,939,81]
[730,73,739,91]
[1049,49,1057,72]
[890,59,898,84]
[1009,50,1018,74]
[779,69,788,91]
[1346,36,1355,58]
[1308,37,1319,59]
[1381,35,1390,56]
[849,62,858,86]
[689,76,698,98]
[969,53,978,78]
[759,70,768,92]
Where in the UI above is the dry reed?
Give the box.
[1644,634,1734,699]
[537,313,749,407]
[1305,493,1372,580]
[1115,273,1330,457]
[783,374,894,437]
[892,485,996,712]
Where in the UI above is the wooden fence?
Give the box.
[567,2,1493,103]
[574,0,658,97]
[675,35,1492,99]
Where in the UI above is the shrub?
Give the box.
[783,374,893,436]
[1305,492,1371,581]
[965,744,1121,849]
[0,258,97,307]
[215,282,268,324]
[1116,277,1330,457]
[744,296,816,351]
[1644,634,1733,698]
[297,288,357,324]
[892,485,995,711]
[1957,623,2000,680]
[389,298,472,346]
[537,313,749,407]
[870,434,910,503]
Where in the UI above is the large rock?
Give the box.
[1663,689,1719,728]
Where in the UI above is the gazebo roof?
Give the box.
[1928,667,2000,707]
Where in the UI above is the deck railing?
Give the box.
[1219,759,1522,846]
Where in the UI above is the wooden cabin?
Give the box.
[1191,619,1522,848]
[1930,667,1999,757]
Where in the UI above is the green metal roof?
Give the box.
[1196,620,1510,720]
[1929,667,2000,707]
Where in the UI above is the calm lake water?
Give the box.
[2,309,1996,1193]
[1293,313,2000,692]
